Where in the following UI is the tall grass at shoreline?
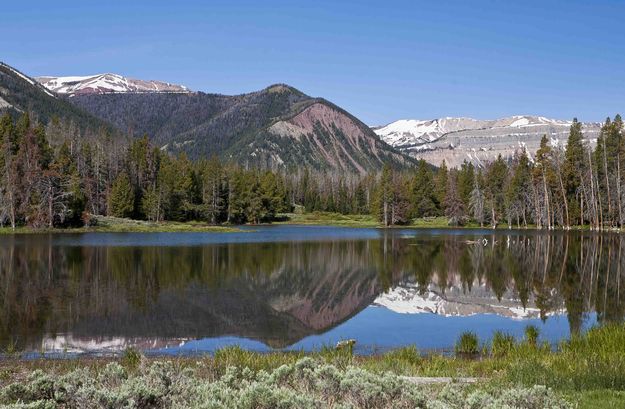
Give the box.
[1,324,625,407]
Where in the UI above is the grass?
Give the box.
[524,324,540,347]
[0,212,609,233]
[454,331,480,356]
[0,216,241,234]
[490,331,516,357]
[3,324,625,407]
[0,357,571,409]
[278,213,480,228]
[277,211,379,227]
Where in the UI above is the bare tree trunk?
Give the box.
[383,200,388,227]
[588,150,598,230]
[603,141,612,226]
[618,153,623,228]
[557,170,569,229]
[543,170,551,230]
[48,183,53,228]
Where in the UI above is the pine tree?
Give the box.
[505,152,532,228]
[457,161,475,209]
[108,173,135,218]
[411,159,437,218]
[434,160,448,214]
[563,119,585,225]
[141,185,163,222]
[484,155,508,228]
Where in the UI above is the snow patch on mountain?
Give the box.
[373,117,486,148]
[37,73,190,96]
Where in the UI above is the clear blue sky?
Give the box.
[2,0,624,125]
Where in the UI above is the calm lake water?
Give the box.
[1,225,621,356]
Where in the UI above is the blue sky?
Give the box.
[2,0,624,124]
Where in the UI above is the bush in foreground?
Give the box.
[0,358,569,409]
[455,331,480,357]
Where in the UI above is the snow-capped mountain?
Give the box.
[36,73,191,96]
[374,115,571,149]
[374,115,600,168]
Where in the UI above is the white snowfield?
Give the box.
[36,73,191,96]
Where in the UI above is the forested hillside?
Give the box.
[1,109,623,231]
[0,63,114,134]
[69,84,413,173]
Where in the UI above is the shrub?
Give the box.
[0,358,571,408]
[524,325,540,347]
[491,331,516,357]
[121,347,142,370]
[455,331,479,357]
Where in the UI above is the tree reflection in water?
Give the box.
[1,230,623,353]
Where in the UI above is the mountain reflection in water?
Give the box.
[0,227,622,355]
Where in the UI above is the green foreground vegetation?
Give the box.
[0,211,604,234]
[277,211,379,227]
[0,216,241,234]
[2,324,625,408]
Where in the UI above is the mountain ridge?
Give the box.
[69,81,414,172]
[0,62,116,133]
[37,73,190,95]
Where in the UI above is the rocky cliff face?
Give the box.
[375,115,602,168]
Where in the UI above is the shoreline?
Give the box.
[0,212,617,234]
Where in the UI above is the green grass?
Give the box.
[2,212,615,233]
[490,331,516,357]
[4,323,625,408]
[455,331,480,356]
[563,390,625,409]
[0,216,241,234]
[277,212,379,227]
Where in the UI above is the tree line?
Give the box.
[375,115,625,230]
[0,111,623,230]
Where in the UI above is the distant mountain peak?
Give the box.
[373,115,574,149]
[374,115,599,168]
[36,73,191,96]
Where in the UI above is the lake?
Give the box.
[0,225,621,356]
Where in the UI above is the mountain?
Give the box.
[68,83,414,173]
[375,115,602,168]
[0,62,115,132]
[37,73,190,96]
